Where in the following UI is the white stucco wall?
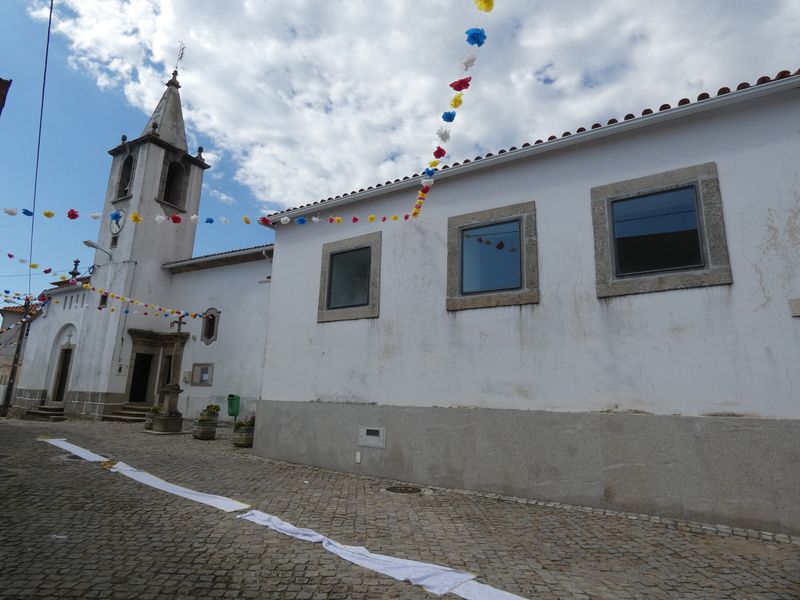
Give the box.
[262,88,800,419]
[18,288,92,395]
[166,258,272,421]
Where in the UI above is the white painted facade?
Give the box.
[12,72,272,421]
[262,83,800,419]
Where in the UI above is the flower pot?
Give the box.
[232,426,254,448]
[192,420,217,440]
[200,411,219,423]
[152,414,183,433]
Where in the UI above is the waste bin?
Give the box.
[227,394,240,418]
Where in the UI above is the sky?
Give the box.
[0,0,798,298]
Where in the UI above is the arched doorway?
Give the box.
[48,324,77,403]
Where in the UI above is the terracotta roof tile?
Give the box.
[266,69,799,219]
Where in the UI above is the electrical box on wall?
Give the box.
[357,426,385,449]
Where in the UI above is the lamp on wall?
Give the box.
[83,240,112,258]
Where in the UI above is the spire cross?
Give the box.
[174,41,186,71]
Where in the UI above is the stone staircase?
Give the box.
[102,404,150,423]
[23,404,67,422]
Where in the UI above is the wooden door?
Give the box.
[52,348,72,403]
[129,353,154,403]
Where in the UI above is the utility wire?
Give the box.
[28,0,54,295]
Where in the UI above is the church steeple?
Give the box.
[141,70,187,152]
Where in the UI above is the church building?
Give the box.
[7,67,800,535]
[11,71,272,422]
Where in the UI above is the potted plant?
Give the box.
[200,403,220,423]
[232,414,255,448]
[192,412,217,440]
[144,405,162,430]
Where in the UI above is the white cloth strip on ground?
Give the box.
[238,509,326,543]
[43,443,524,598]
[451,579,529,600]
[321,538,476,596]
[42,438,108,462]
[110,462,250,512]
[238,509,476,596]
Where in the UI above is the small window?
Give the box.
[191,363,213,386]
[461,220,522,294]
[201,308,220,344]
[110,235,119,249]
[318,231,381,323]
[117,155,134,198]
[99,294,108,308]
[327,247,371,309]
[447,202,539,311]
[592,162,732,298]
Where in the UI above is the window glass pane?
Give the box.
[461,220,521,294]
[612,186,703,276]
[328,247,371,309]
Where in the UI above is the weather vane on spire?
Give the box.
[174,41,186,71]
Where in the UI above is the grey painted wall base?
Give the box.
[13,388,47,409]
[254,400,800,534]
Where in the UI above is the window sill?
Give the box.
[155,199,187,214]
[318,304,379,323]
[447,288,539,311]
[597,266,732,298]
[112,195,132,204]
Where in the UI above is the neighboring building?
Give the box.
[255,70,800,534]
[0,304,39,402]
[11,71,272,421]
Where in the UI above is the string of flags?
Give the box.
[0,3,495,233]
[72,282,213,319]
[405,0,493,220]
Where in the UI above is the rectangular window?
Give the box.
[612,186,703,276]
[461,220,522,294]
[591,162,732,298]
[447,202,539,311]
[327,247,371,309]
[99,294,108,308]
[318,231,381,323]
[110,235,118,249]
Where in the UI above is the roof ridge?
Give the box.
[268,68,799,218]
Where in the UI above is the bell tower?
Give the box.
[92,70,209,274]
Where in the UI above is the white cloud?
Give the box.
[31,0,800,211]
[208,188,236,206]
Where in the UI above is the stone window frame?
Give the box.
[201,308,220,345]
[318,231,381,323]
[591,162,732,298]
[191,363,214,386]
[115,153,136,201]
[447,201,539,311]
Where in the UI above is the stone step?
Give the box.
[23,409,65,421]
[113,409,152,418]
[115,405,151,413]
[101,414,146,423]
[37,405,65,414]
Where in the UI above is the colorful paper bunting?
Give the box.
[465,28,487,47]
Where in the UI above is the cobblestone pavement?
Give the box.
[1,419,798,600]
